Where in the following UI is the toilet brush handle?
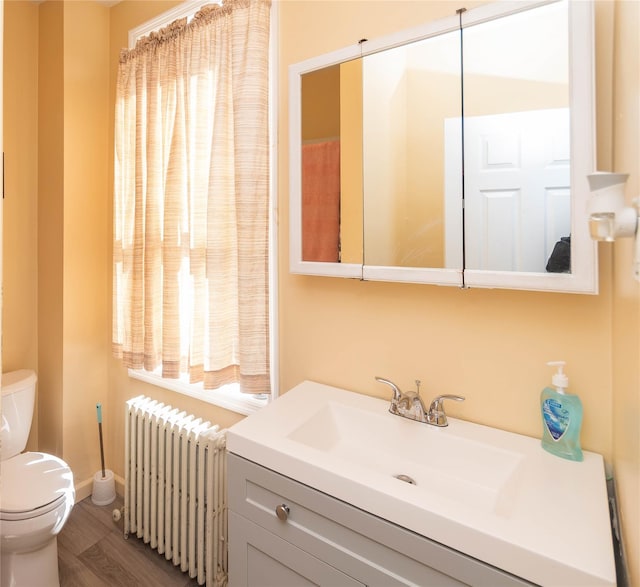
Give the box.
[96,403,106,478]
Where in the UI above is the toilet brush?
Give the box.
[91,402,116,506]
[97,403,106,478]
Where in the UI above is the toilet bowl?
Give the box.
[1,370,75,587]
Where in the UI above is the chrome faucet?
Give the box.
[425,394,465,426]
[375,376,465,427]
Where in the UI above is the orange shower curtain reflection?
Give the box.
[301,140,341,262]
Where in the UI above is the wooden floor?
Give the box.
[58,496,199,587]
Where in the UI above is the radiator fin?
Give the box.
[124,395,227,587]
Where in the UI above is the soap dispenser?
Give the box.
[540,361,583,462]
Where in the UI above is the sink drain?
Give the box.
[394,474,416,485]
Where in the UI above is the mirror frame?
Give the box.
[289,0,597,294]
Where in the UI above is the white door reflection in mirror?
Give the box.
[460,0,572,275]
[446,109,571,272]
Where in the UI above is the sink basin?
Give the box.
[287,401,524,516]
[226,380,616,587]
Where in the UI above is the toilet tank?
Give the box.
[1,370,37,460]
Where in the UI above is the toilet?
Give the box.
[1,370,75,587]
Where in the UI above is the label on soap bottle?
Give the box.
[543,398,570,440]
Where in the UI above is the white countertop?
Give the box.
[226,380,616,587]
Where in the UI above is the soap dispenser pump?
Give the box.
[540,361,584,462]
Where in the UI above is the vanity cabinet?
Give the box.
[227,453,536,587]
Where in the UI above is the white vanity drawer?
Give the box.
[229,511,365,587]
[228,453,536,587]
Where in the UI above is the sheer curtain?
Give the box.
[113,0,271,394]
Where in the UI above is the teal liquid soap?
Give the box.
[540,361,583,462]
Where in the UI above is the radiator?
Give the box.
[124,395,227,587]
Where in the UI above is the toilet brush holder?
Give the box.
[91,469,116,506]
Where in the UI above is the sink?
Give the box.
[226,380,616,587]
[287,401,524,516]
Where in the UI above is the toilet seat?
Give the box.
[0,452,74,521]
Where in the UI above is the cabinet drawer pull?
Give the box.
[275,504,290,521]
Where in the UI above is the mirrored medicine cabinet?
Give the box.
[289,0,598,293]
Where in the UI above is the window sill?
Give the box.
[128,369,269,416]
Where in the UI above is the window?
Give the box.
[113,0,277,413]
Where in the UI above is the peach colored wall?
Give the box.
[611,1,640,583]
[301,65,340,141]
[3,0,39,450]
[362,48,407,267]
[37,0,64,457]
[340,58,363,265]
[404,69,458,267]
[61,0,111,488]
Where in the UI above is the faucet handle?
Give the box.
[375,376,402,401]
[427,394,465,427]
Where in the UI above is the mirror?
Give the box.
[454,2,570,275]
[300,62,364,266]
[289,0,597,292]
[362,30,462,272]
